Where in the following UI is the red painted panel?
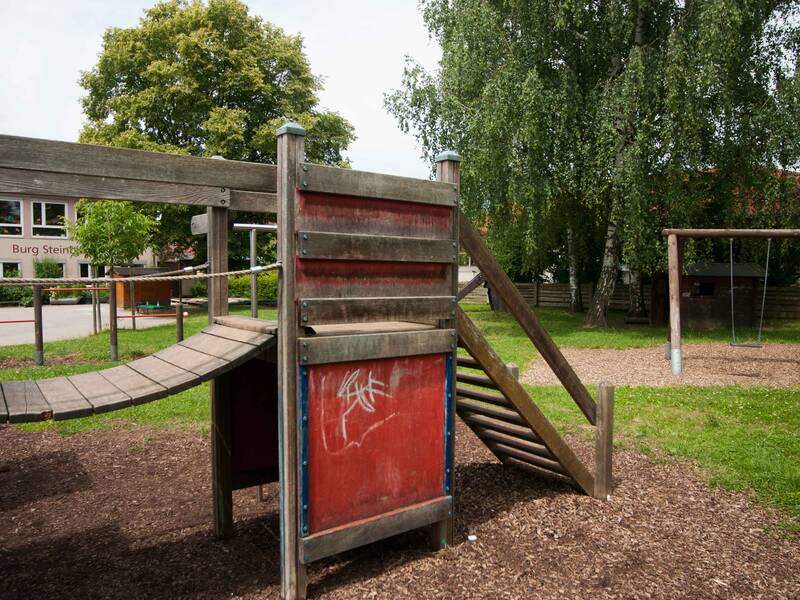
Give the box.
[297,190,452,239]
[296,259,452,299]
[306,354,446,533]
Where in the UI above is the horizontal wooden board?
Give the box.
[36,377,94,420]
[299,163,457,206]
[455,385,510,408]
[0,134,276,192]
[154,345,228,378]
[489,441,566,475]
[474,428,553,460]
[98,364,167,405]
[298,296,456,325]
[297,190,453,239]
[459,412,543,444]
[456,372,500,390]
[202,324,275,347]
[68,371,131,413]
[229,190,277,213]
[2,380,50,423]
[298,231,456,263]
[212,316,278,334]
[0,166,229,208]
[298,328,456,365]
[456,398,527,427]
[127,356,197,393]
[302,496,452,564]
[180,332,255,362]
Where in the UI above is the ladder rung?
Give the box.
[473,428,553,460]
[456,371,499,390]
[459,412,543,445]
[488,442,566,475]
[501,456,571,482]
[456,386,510,407]
[456,398,526,426]
[456,355,480,369]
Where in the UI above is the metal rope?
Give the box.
[730,238,737,345]
[0,262,280,287]
[756,238,771,344]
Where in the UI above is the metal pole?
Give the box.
[250,228,258,318]
[33,285,44,366]
[109,278,118,361]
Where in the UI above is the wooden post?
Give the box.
[129,279,137,331]
[108,279,118,361]
[594,382,614,500]
[250,228,258,318]
[32,285,44,366]
[176,295,184,342]
[430,150,460,550]
[277,121,306,599]
[533,280,539,307]
[667,233,682,375]
[506,362,519,380]
[208,205,232,538]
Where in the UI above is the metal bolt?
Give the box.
[302,461,307,467]
[303,341,308,348]
[447,431,451,436]
[302,165,308,172]
[302,233,309,240]
[303,526,308,534]
[452,242,457,248]
[302,179,308,187]
[302,355,308,361]
[447,392,452,399]
[303,415,307,422]
[220,198,227,205]
[302,301,308,308]
[221,187,227,192]
[450,310,456,317]
[446,468,451,474]
[450,343,455,350]
[302,315,308,322]
[445,486,450,493]
[452,185,457,191]
[303,503,308,509]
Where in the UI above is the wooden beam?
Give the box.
[667,233,682,375]
[297,231,456,263]
[458,211,597,424]
[594,382,614,500]
[230,190,277,213]
[457,307,595,495]
[457,272,485,301]
[299,162,457,206]
[298,296,456,325]
[190,213,209,235]
[662,228,800,238]
[0,134,276,192]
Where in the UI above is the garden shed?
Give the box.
[113,267,173,310]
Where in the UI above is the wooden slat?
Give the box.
[0,384,7,423]
[456,386,511,408]
[299,328,456,365]
[501,456,571,482]
[299,163,457,206]
[301,496,452,564]
[68,371,131,413]
[488,441,567,475]
[459,412,543,444]
[298,231,456,263]
[1,381,51,423]
[229,190,277,213]
[0,134,276,192]
[0,166,229,208]
[298,296,456,325]
[154,344,228,378]
[127,356,197,392]
[203,324,274,347]
[456,355,481,369]
[473,428,553,460]
[98,364,167,405]
[457,398,528,426]
[180,331,255,362]
[456,371,500,390]
[36,377,93,420]
[457,307,596,495]
[457,272,486,301]
[213,316,277,334]
[459,212,597,424]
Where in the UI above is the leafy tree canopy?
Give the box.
[80,0,355,264]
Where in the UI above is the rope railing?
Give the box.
[0,263,281,287]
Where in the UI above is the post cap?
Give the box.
[276,121,306,136]
[435,150,461,163]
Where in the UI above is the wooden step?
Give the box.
[456,398,527,427]
[487,441,567,476]
[456,371,499,390]
[472,427,554,460]
[455,386,511,408]
[456,355,480,369]
[459,412,543,445]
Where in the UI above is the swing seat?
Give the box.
[730,342,763,348]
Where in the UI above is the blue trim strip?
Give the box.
[444,352,454,495]
[299,366,310,536]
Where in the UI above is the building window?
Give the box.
[0,261,21,278]
[31,201,67,237]
[79,263,106,278]
[0,199,23,237]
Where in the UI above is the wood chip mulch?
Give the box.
[523,343,800,387]
[1,422,798,599]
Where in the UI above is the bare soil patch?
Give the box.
[1,422,797,599]
[523,343,800,387]
[0,354,86,370]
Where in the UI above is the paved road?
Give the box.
[0,304,179,346]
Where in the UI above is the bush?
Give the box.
[191,279,208,297]
[0,285,33,306]
[34,256,64,278]
[50,286,83,300]
[228,271,278,301]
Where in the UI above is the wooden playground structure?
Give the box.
[0,126,613,599]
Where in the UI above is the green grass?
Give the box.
[2,302,799,528]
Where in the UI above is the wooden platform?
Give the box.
[0,318,277,424]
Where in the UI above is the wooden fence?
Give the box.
[460,280,800,320]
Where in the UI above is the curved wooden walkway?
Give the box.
[0,317,276,424]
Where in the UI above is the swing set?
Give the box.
[662,228,800,375]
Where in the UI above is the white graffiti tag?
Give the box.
[337,369,391,441]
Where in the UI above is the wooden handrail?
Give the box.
[458,211,597,424]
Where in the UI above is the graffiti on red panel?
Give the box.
[320,368,396,454]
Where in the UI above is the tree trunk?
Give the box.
[627,268,648,318]
[567,226,582,312]
[585,220,620,327]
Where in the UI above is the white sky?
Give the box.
[0,1,441,178]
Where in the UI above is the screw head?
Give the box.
[220,198,227,205]
[302,233,309,240]
[302,180,308,187]
[302,315,308,322]
[302,165,308,172]
[302,355,308,361]
[302,301,308,308]
[302,415,307,422]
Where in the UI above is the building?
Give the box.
[0,194,156,279]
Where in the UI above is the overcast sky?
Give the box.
[0,1,441,178]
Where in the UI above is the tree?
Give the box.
[387,0,800,326]
[66,201,158,274]
[79,0,355,264]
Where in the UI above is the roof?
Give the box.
[685,262,765,278]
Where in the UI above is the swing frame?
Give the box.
[661,228,800,375]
